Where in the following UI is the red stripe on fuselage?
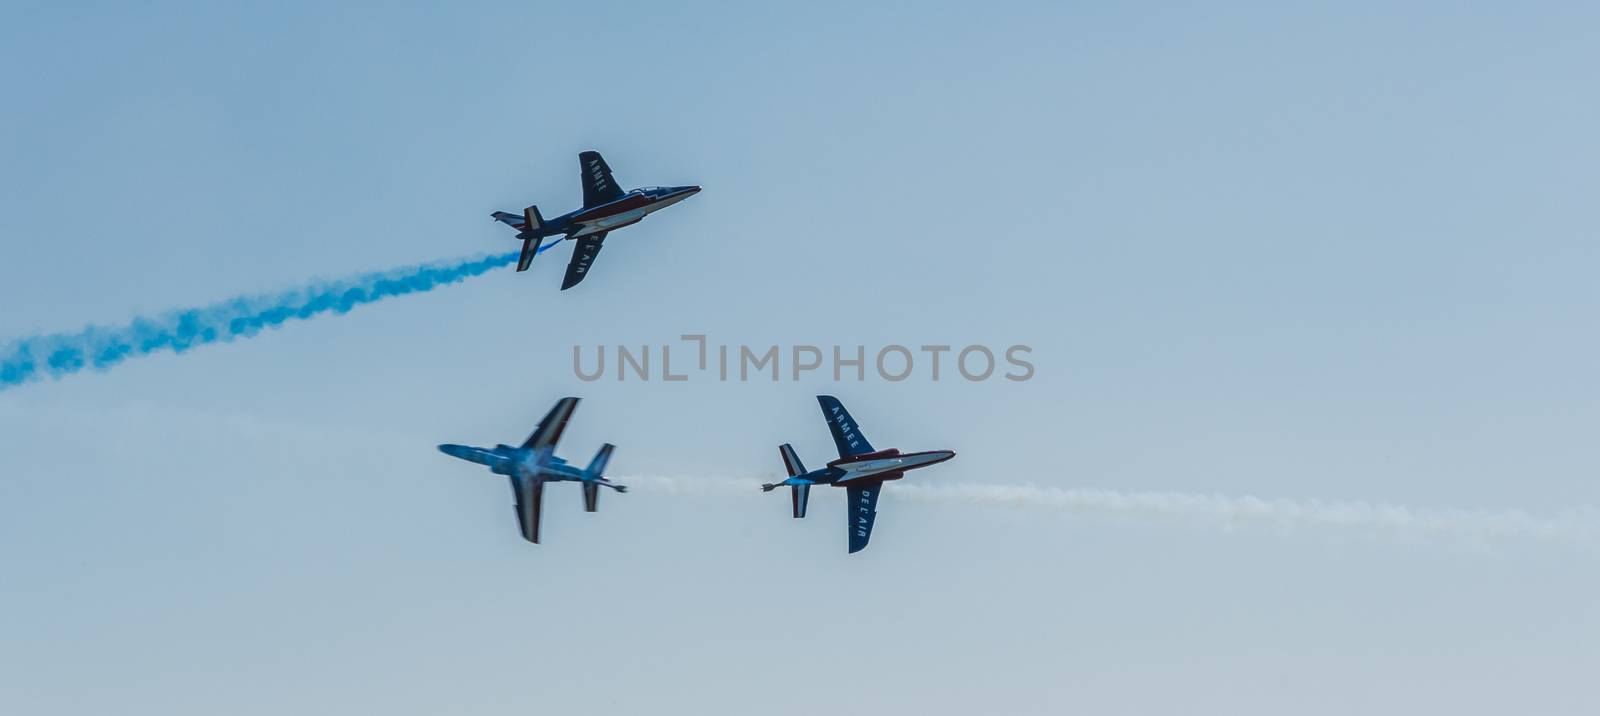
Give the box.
[570,194,653,221]
[827,448,902,466]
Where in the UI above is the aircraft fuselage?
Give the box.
[781,448,956,488]
[497,445,593,483]
[536,185,700,240]
[437,443,600,484]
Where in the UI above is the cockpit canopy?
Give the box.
[634,185,695,196]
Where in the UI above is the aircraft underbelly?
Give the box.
[840,457,907,474]
[573,207,650,236]
[836,453,947,481]
[837,464,898,481]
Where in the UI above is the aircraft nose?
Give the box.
[682,185,701,195]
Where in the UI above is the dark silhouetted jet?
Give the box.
[438,397,624,544]
[492,151,700,289]
[762,396,955,553]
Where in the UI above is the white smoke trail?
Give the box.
[626,476,1597,546]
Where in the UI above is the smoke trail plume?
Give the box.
[628,476,1597,547]
[891,483,1597,545]
[0,245,557,391]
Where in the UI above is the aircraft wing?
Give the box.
[560,234,606,290]
[579,151,625,208]
[846,482,885,553]
[818,395,875,458]
[522,397,580,451]
[512,477,544,544]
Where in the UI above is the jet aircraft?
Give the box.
[438,397,625,544]
[762,396,956,553]
[492,151,700,289]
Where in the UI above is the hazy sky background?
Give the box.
[3,2,1598,714]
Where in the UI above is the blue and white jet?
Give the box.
[762,396,956,553]
[492,150,700,290]
[437,397,624,544]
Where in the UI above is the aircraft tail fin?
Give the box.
[501,205,553,272]
[517,236,539,271]
[579,443,618,513]
[757,480,809,517]
[778,443,806,476]
[790,483,810,518]
[492,205,547,233]
[772,444,811,517]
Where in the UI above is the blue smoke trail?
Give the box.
[0,241,562,392]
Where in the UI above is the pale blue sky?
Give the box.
[3,2,1599,714]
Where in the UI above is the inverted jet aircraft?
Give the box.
[761,396,955,553]
[437,397,625,544]
[492,151,700,290]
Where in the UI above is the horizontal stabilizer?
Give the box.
[586,443,615,477]
[517,237,538,271]
[583,482,600,512]
[492,211,527,230]
[791,483,810,519]
[779,443,806,476]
